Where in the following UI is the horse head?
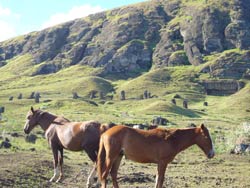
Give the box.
[24,107,44,134]
[195,124,215,159]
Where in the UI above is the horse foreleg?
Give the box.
[110,154,123,188]
[56,148,64,183]
[50,148,59,182]
[154,174,159,188]
[155,162,167,188]
[86,163,96,188]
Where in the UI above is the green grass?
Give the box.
[0,54,34,78]
[0,0,249,186]
[0,14,248,188]
[0,55,249,157]
[0,62,248,126]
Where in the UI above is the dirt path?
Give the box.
[0,150,249,187]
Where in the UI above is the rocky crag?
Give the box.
[0,0,249,83]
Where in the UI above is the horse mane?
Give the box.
[156,127,196,141]
[34,110,65,125]
[52,121,64,125]
[159,128,179,140]
[52,115,70,125]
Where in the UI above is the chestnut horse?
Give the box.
[97,124,215,188]
[23,107,113,187]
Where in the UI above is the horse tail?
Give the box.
[97,136,106,181]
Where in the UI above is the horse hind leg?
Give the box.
[56,148,64,183]
[97,138,121,188]
[110,154,123,188]
[100,152,121,188]
[50,148,59,182]
[99,157,112,188]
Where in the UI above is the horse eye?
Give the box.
[27,115,32,120]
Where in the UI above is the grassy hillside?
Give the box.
[1,63,250,188]
[0,0,250,187]
[0,63,249,144]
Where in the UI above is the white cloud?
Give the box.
[41,4,104,29]
[0,5,19,42]
[0,20,16,42]
[0,5,11,16]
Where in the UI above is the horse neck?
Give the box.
[38,112,57,132]
[173,128,198,153]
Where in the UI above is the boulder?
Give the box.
[232,144,250,154]
[25,134,37,143]
[151,116,168,125]
[0,138,11,149]
[10,132,19,137]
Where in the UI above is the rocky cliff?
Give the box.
[0,0,250,78]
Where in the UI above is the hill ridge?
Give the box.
[0,0,249,78]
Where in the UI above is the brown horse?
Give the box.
[97,124,215,188]
[23,107,113,187]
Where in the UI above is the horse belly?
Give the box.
[123,142,158,163]
[63,139,82,151]
[58,130,83,151]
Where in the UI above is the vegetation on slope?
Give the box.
[0,0,249,161]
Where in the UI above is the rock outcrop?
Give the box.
[201,50,250,79]
[0,0,249,78]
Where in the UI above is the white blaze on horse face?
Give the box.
[207,130,215,158]
[24,120,30,134]
[24,120,28,129]
[24,111,33,134]
[207,142,215,158]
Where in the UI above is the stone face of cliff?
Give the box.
[0,0,249,78]
[201,80,245,95]
[201,50,250,79]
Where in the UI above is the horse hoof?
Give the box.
[49,176,56,182]
[56,179,61,183]
[56,176,63,183]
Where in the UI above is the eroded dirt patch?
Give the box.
[0,151,250,187]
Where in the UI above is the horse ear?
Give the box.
[200,123,205,130]
[31,106,35,113]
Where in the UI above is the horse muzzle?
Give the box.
[23,122,30,134]
[207,149,215,159]
[24,128,30,134]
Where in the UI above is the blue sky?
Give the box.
[0,0,147,42]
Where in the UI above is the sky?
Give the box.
[0,0,147,42]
